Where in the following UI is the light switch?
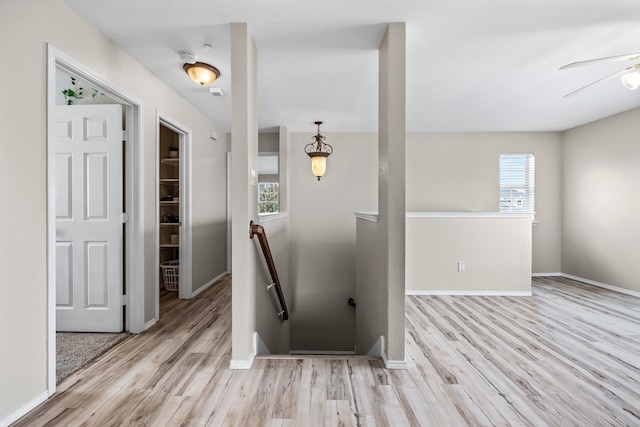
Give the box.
[250,169,256,187]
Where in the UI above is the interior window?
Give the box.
[258,153,279,214]
[258,182,279,213]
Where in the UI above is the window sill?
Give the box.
[258,212,289,222]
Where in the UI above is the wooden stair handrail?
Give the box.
[249,221,289,321]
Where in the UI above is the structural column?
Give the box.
[379,22,406,365]
[230,23,259,368]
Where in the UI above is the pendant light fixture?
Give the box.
[305,121,333,181]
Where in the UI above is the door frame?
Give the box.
[46,45,145,394]
[227,152,232,273]
[155,114,192,318]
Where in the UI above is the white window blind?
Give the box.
[499,154,534,214]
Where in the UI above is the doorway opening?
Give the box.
[46,45,144,394]
[155,116,192,320]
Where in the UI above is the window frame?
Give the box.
[258,181,279,214]
[499,153,535,215]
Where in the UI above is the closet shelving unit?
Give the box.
[159,142,180,290]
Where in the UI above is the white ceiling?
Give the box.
[64,0,640,133]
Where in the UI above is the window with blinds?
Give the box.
[499,153,534,214]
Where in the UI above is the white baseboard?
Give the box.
[378,335,407,369]
[230,331,257,369]
[1,390,48,427]
[532,272,562,277]
[382,351,407,370]
[289,350,356,355]
[192,271,228,298]
[229,352,255,370]
[406,290,531,296]
[143,318,157,331]
[561,273,640,299]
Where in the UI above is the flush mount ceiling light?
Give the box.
[178,49,221,86]
[305,121,333,181]
[183,62,220,86]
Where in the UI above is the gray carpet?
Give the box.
[56,332,129,383]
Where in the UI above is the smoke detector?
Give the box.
[178,50,197,64]
[209,87,224,96]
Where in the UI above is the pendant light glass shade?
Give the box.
[183,62,220,86]
[309,154,328,180]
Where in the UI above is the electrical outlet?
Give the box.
[458,261,465,272]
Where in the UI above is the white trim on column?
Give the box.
[377,335,407,370]
[382,355,408,370]
[229,357,255,370]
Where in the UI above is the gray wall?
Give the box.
[255,129,291,355]
[0,0,228,421]
[289,132,377,351]
[191,132,228,292]
[254,216,291,354]
[562,107,640,293]
[289,130,563,351]
[230,23,260,364]
[406,215,532,293]
[406,132,563,274]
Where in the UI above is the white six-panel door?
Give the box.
[55,104,123,332]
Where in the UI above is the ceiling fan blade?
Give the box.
[563,66,635,98]
[559,51,640,70]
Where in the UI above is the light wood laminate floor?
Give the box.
[14,276,640,426]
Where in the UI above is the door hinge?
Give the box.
[120,212,129,224]
[122,130,129,142]
[121,295,128,306]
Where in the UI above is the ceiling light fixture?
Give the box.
[183,62,220,86]
[621,67,640,90]
[305,121,333,181]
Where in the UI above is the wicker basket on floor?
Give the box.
[160,260,179,291]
